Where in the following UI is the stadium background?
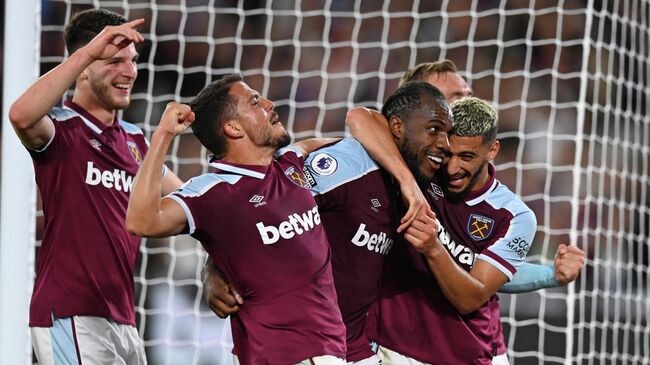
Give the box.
[1,1,648,364]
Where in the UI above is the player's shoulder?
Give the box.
[118,120,145,136]
[486,181,536,224]
[173,172,242,198]
[48,106,80,123]
[304,137,380,192]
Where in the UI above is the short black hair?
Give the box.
[189,74,243,158]
[64,9,128,54]
[382,81,449,124]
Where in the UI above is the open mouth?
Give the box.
[447,174,467,189]
[270,113,280,125]
[113,83,131,92]
[427,154,443,164]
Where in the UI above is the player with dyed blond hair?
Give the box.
[394,59,585,363]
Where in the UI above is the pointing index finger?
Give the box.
[126,18,145,29]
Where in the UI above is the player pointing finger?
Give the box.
[82,18,145,61]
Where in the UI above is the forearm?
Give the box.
[292,137,341,157]
[345,107,415,185]
[423,247,493,314]
[126,130,175,235]
[499,263,558,293]
[9,50,93,129]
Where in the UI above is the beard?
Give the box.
[398,139,431,187]
[441,161,485,202]
[248,122,291,150]
[89,77,130,110]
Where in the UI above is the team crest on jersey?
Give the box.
[467,214,495,241]
[127,141,143,165]
[310,153,338,176]
[284,166,311,188]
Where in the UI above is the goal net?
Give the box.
[10,0,650,364]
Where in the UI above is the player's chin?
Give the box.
[111,97,131,110]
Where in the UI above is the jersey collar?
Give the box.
[63,100,119,134]
[465,163,499,206]
[208,159,267,180]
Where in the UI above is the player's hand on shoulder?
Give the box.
[81,18,145,61]
[158,101,195,136]
[404,207,441,255]
[554,243,586,285]
[202,258,243,319]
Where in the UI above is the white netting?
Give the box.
[32,0,649,364]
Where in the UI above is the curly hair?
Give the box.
[450,97,498,144]
[381,81,449,124]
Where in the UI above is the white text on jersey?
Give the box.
[256,206,322,244]
[437,219,476,267]
[85,161,134,192]
[351,223,394,255]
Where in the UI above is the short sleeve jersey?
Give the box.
[304,138,399,361]
[368,164,536,364]
[168,147,346,365]
[29,100,148,327]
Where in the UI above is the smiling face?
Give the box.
[440,135,499,200]
[229,81,291,150]
[395,97,454,185]
[83,44,138,111]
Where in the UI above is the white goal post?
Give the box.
[2,1,648,364]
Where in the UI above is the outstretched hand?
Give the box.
[554,243,586,285]
[82,18,145,61]
[397,179,427,233]
[158,102,195,136]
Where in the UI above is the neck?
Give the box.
[72,91,117,127]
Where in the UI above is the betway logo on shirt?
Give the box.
[351,223,394,255]
[85,161,134,192]
[437,219,476,267]
[256,206,322,245]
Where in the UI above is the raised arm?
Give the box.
[345,107,425,231]
[291,138,341,157]
[499,243,585,293]
[8,19,144,149]
[126,102,194,237]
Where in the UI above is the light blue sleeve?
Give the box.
[304,138,380,196]
[498,262,560,293]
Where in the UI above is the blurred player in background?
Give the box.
[126,75,348,364]
[398,59,586,363]
[7,8,184,364]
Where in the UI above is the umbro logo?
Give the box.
[371,198,381,213]
[249,195,266,208]
[89,139,102,151]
